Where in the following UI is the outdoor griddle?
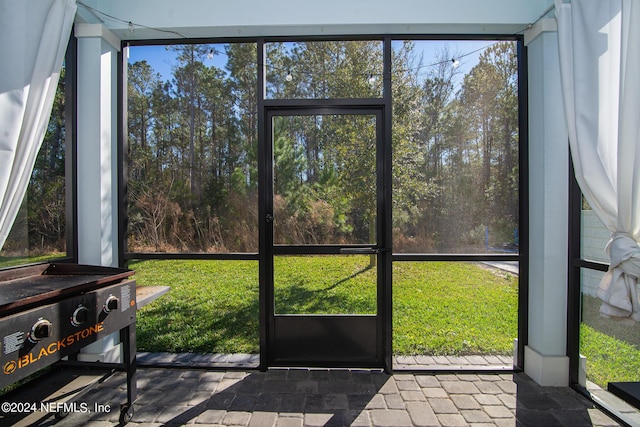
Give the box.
[0,263,137,423]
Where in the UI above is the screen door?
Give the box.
[262,107,390,369]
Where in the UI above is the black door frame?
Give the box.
[256,37,393,372]
[259,105,392,370]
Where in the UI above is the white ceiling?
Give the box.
[75,0,556,41]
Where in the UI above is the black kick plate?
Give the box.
[608,382,640,410]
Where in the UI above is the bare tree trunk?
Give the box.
[188,47,196,199]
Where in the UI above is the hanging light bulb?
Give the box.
[451,58,460,68]
[207,49,214,60]
[285,70,293,82]
[368,74,376,85]
[128,21,135,34]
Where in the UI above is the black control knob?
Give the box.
[71,305,89,326]
[30,319,52,341]
[104,295,119,313]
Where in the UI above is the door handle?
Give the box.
[339,247,379,254]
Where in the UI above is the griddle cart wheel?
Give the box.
[119,403,134,424]
[55,410,69,419]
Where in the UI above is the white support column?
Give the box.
[524,19,570,387]
[75,23,120,268]
[75,24,122,362]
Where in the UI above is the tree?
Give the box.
[171,44,211,204]
[123,40,520,254]
[128,61,159,182]
[226,43,258,193]
[26,66,66,252]
[455,41,519,249]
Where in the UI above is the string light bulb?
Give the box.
[128,21,135,34]
[451,58,460,68]
[285,70,293,82]
[368,74,376,85]
[207,49,214,60]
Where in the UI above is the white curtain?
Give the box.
[556,0,640,323]
[0,0,77,250]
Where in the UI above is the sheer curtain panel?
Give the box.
[0,0,76,251]
[556,0,640,322]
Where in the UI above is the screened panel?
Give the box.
[265,40,383,99]
[393,261,518,361]
[273,255,377,315]
[579,268,640,389]
[272,114,377,245]
[578,196,639,419]
[580,197,610,264]
[0,64,67,268]
[132,259,259,354]
[126,43,258,253]
[391,40,519,254]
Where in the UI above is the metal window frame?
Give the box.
[66,29,79,263]
[118,42,127,266]
[565,156,634,426]
[567,157,610,387]
[117,35,527,373]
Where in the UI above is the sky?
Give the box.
[127,40,497,89]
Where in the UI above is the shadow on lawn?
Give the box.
[137,296,261,354]
[275,274,375,314]
[137,266,375,352]
[313,264,373,292]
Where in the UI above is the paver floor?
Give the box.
[133,352,515,371]
[4,366,633,427]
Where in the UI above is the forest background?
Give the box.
[2,39,519,256]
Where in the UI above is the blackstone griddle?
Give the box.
[0,263,137,423]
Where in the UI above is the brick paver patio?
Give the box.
[2,352,638,426]
[6,365,637,426]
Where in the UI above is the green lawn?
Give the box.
[131,259,260,354]
[393,262,518,355]
[581,324,640,387]
[2,255,635,387]
[0,253,66,269]
[579,294,640,388]
[131,258,519,355]
[274,255,377,315]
